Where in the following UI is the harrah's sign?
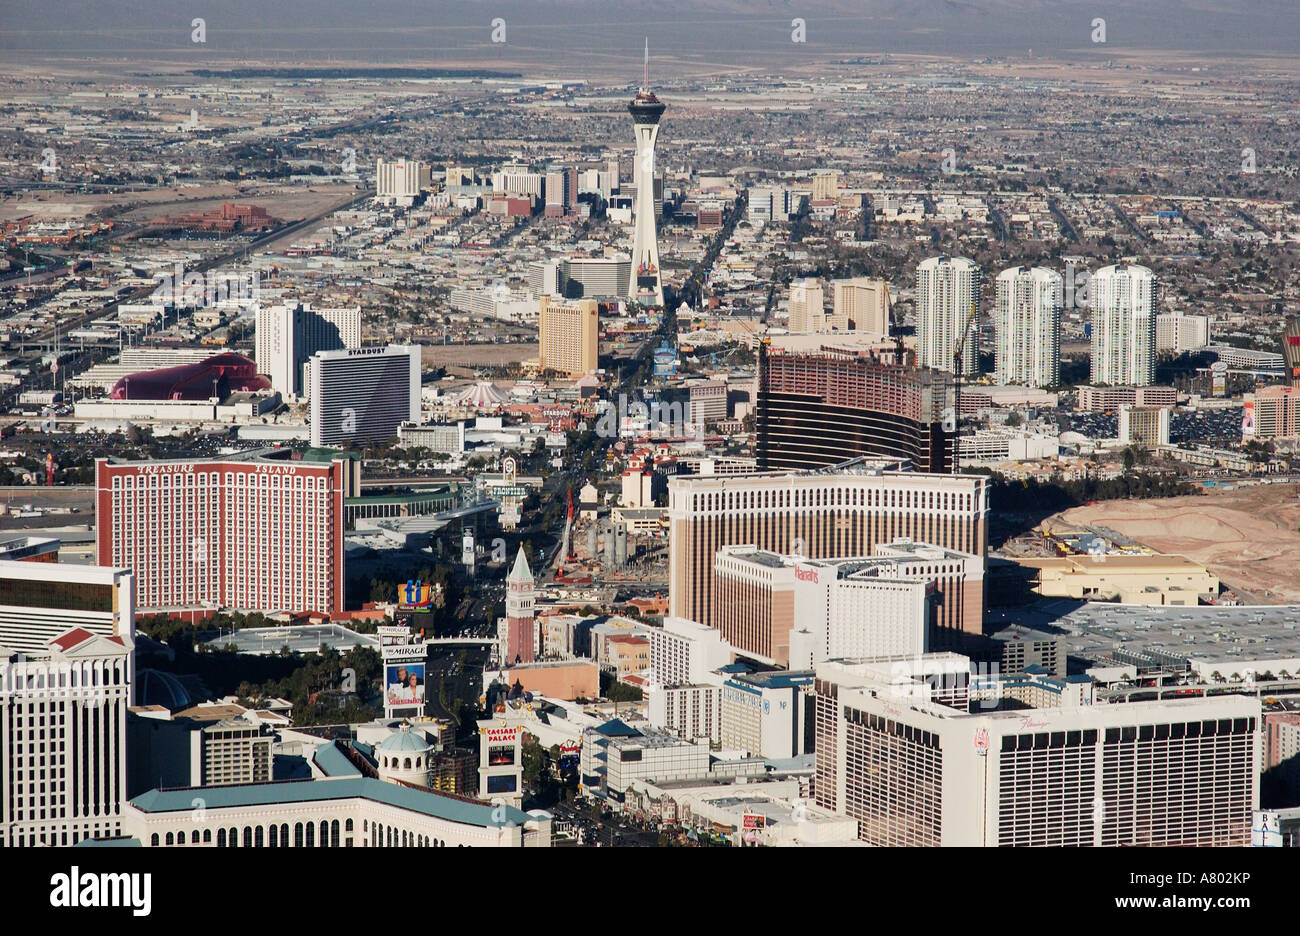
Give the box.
[795,565,819,585]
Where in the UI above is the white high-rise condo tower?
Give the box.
[628,40,665,308]
[994,266,1063,388]
[1089,263,1157,386]
[916,256,981,376]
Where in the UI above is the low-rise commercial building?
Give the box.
[1118,404,1171,446]
[123,775,549,847]
[720,670,814,760]
[1017,554,1218,605]
[1076,385,1177,413]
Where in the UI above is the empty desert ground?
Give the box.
[1043,483,1300,604]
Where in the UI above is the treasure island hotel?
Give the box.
[96,449,347,617]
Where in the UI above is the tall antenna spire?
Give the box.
[643,38,649,91]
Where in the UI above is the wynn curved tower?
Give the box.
[628,40,665,308]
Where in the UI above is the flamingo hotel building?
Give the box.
[813,659,1259,847]
[96,450,347,617]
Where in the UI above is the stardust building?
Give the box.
[814,658,1260,847]
[96,450,346,616]
[307,345,421,448]
[756,346,954,474]
[667,460,988,629]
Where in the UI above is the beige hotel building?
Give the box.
[668,460,988,629]
[537,295,599,378]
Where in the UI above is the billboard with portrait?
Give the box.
[385,662,426,707]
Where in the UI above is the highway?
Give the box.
[12,188,374,360]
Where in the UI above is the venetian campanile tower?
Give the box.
[503,546,536,664]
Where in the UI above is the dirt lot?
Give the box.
[0,183,356,225]
[1042,483,1300,604]
[421,342,538,372]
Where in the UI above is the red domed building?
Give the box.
[111,352,270,401]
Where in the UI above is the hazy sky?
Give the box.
[2,1,1296,66]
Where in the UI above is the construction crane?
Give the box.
[881,280,908,365]
[949,295,980,474]
[555,487,576,576]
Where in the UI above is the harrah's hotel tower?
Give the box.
[96,451,346,616]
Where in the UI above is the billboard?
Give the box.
[1211,361,1228,397]
[385,662,426,707]
[383,642,427,662]
[488,746,516,766]
[653,340,678,378]
[486,775,517,794]
[398,580,436,611]
[1242,400,1256,438]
